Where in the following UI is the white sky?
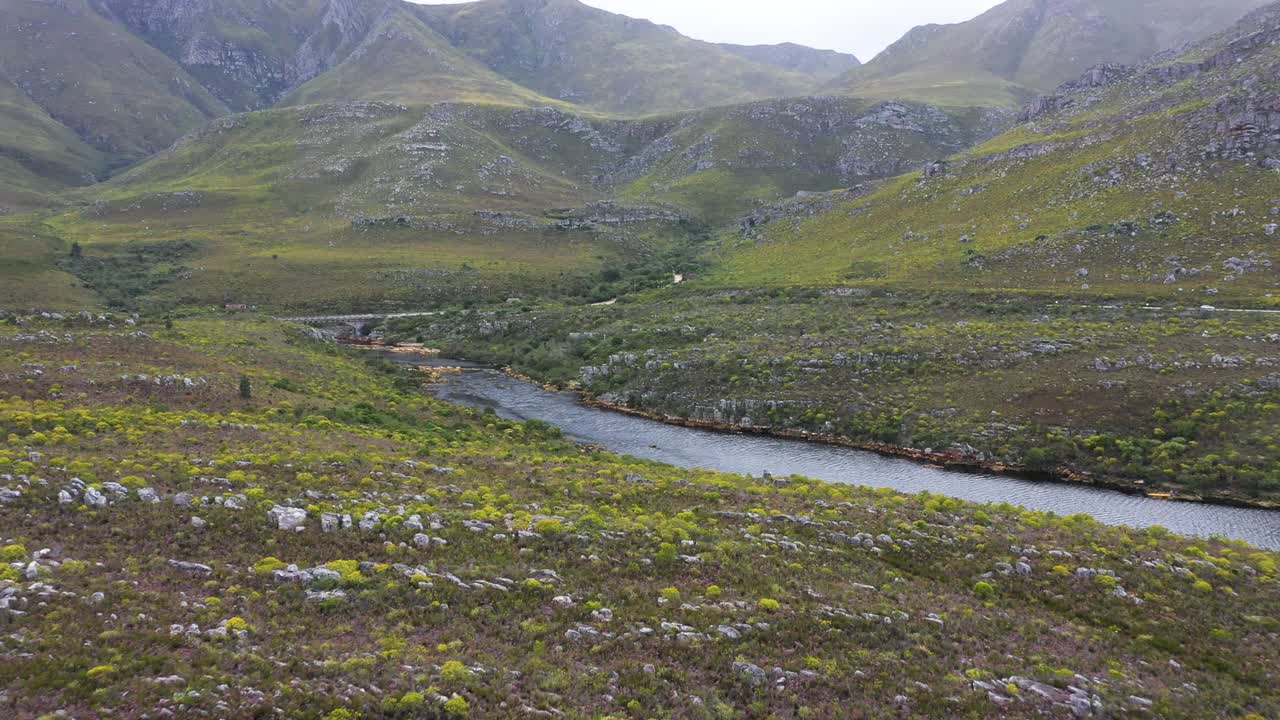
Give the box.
[414,0,1004,61]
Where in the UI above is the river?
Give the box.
[381,354,1280,549]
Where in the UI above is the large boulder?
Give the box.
[267,506,307,531]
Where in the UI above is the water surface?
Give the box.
[387,354,1280,549]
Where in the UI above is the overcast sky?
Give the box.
[416,0,1004,61]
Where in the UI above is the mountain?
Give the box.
[404,2,1280,508]
[31,95,996,310]
[88,0,379,112]
[281,2,565,108]
[413,0,824,114]
[0,74,105,212]
[0,0,228,173]
[827,0,1273,106]
[722,1,1280,298]
[717,42,861,81]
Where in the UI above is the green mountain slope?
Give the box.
[828,0,1272,106]
[414,0,823,114]
[700,42,860,81]
[282,3,564,108]
[30,94,994,310]
[724,2,1280,299]
[0,74,105,211]
[0,0,228,171]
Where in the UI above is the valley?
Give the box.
[2,0,1280,717]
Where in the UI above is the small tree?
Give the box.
[239,376,252,400]
[69,241,82,259]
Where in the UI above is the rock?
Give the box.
[592,608,613,623]
[413,533,433,548]
[190,517,207,528]
[84,487,108,507]
[168,560,213,576]
[1071,694,1093,717]
[267,506,307,531]
[22,562,40,580]
[552,595,575,607]
[714,625,741,639]
[173,493,194,507]
[321,513,341,532]
[58,490,74,505]
[137,488,159,503]
[732,661,767,687]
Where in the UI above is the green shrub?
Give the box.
[444,694,470,717]
[0,544,27,562]
[441,660,472,683]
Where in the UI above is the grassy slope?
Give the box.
[0,0,228,169]
[0,218,96,308]
[828,0,1271,107]
[0,312,1277,719]
[718,18,1280,303]
[0,75,105,210]
[415,0,820,115]
[26,94,997,310]
[283,5,566,109]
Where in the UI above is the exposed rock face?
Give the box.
[91,0,380,109]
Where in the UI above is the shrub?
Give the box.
[1192,580,1213,593]
[86,665,116,680]
[659,587,681,603]
[444,694,470,717]
[757,598,781,612]
[706,585,722,599]
[398,691,425,710]
[0,544,27,562]
[253,556,287,574]
[225,617,251,633]
[441,660,472,683]
[973,581,996,598]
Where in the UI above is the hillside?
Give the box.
[828,0,1272,106]
[393,3,1280,507]
[89,0,382,112]
[0,0,228,174]
[727,2,1280,298]
[715,42,860,81]
[23,96,996,311]
[0,311,1277,719]
[413,0,823,115]
[0,75,105,212]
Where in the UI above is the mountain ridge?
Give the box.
[829,0,1273,106]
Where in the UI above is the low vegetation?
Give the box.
[0,311,1277,719]
[402,289,1280,504]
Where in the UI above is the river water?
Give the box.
[383,354,1280,549]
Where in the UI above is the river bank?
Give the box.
[381,346,1280,513]
[575,393,1280,512]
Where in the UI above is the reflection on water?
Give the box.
[399,357,1280,549]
